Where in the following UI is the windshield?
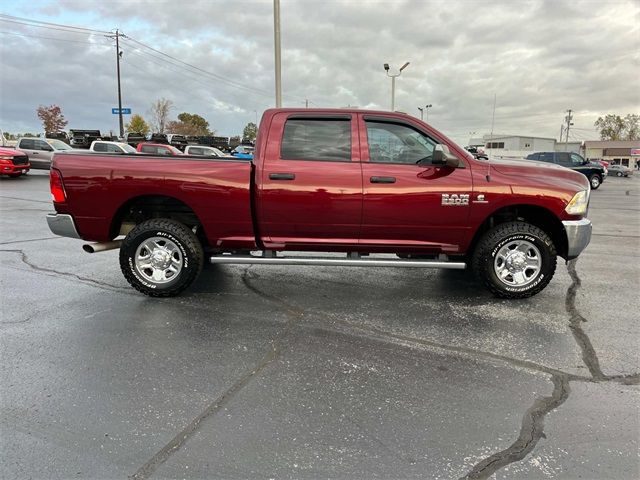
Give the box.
[48,139,73,150]
[211,147,226,156]
[121,144,136,153]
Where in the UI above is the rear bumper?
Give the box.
[563,218,592,260]
[46,213,81,239]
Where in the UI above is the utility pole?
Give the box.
[273,0,282,108]
[305,99,309,108]
[560,124,564,144]
[106,29,125,138]
[564,109,573,146]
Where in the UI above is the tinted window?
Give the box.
[19,139,35,149]
[556,152,571,165]
[93,143,107,152]
[35,140,51,151]
[106,144,122,153]
[538,152,554,163]
[281,118,351,161]
[366,121,437,164]
[189,147,204,155]
[141,146,157,154]
[527,153,539,160]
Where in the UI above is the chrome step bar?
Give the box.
[210,253,466,269]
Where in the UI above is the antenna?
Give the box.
[487,93,496,182]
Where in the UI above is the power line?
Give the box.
[0,30,104,44]
[0,14,109,34]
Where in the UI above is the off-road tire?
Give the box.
[589,174,601,189]
[472,221,556,299]
[119,218,203,297]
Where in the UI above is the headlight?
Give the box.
[0,155,14,160]
[565,190,589,216]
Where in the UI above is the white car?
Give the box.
[184,145,230,157]
[90,141,137,154]
[16,137,74,169]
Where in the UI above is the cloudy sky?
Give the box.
[0,0,638,145]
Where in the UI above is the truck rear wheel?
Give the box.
[472,221,556,299]
[119,219,203,297]
[589,174,601,189]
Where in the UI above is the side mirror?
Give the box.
[432,144,460,168]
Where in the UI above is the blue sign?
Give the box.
[112,108,131,114]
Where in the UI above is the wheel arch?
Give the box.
[468,204,568,260]
[109,194,208,246]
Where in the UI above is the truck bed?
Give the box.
[52,153,256,248]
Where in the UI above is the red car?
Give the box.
[46,108,592,299]
[136,142,183,156]
[0,146,30,177]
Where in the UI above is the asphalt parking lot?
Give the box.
[1,170,638,479]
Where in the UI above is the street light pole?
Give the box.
[418,107,424,120]
[115,30,124,138]
[424,104,432,123]
[273,0,282,108]
[384,62,409,111]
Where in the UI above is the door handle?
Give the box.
[32,152,39,154]
[269,173,295,180]
[370,176,396,184]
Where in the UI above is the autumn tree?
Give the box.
[166,112,210,136]
[36,105,68,133]
[594,114,640,141]
[148,98,173,133]
[125,114,150,134]
[242,122,257,142]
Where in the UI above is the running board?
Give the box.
[209,254,466,269]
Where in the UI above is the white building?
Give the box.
[584,140,639,169]
[468,134,556,160]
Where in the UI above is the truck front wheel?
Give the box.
[472,221,556,299]
[119,218,204,297]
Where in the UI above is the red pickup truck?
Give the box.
[46,108,592,299]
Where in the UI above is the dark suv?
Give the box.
[526,151,605,189]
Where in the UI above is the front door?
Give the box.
[258,113,362,249]
[359,115,473,254]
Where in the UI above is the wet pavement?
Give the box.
[1,170,638,479]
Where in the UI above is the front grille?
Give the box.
[12,155,28,165]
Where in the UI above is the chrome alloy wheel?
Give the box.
[134,236,183,284]
[493,240,542,287]
[591,175,601,188]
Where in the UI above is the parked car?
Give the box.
[136,142,184,156]
[184,145,231,157]
[231,145,254,159]
[166,134,188,151]
[47,107,592,299]
[90,141,138,154]
[0,146,30,177]
[124,132,146,147]
[464,146,488,160]
[16,137,75,169]
[607,164,633,177]
[45,131,70,144]
[69,129,102,149]
[525,151,606,189]
[145,133,169,144]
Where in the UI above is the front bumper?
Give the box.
[0,163,30,175]
[46,213,81,239]
[563,218,592,260]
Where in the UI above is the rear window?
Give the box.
[93,142,107,152]
[281,118,351,161]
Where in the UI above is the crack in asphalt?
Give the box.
[0,249,131,293]
[0,236,60,245]
[0,195,51,204]
[461,259,639,479]
[129,267,301,480]
[461,374,570,480]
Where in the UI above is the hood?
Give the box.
[0,146,23,156]
[489,158,589,191]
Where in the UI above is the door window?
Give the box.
[570,153,585,165]
[365,121,436,164]
[34,140,51,151]
[280,118,351,161]
[106,144,122,153]
[19,139,35,149]
[556,153,571,166]
[189,147,203,155]
[93,143,107,152]
[538,152,554,163]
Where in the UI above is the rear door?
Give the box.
[359,115,473,253]
[257,113,363,248]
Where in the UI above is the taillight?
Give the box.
[50,168,67,203]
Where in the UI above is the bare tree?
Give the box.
[148,98,173,133]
